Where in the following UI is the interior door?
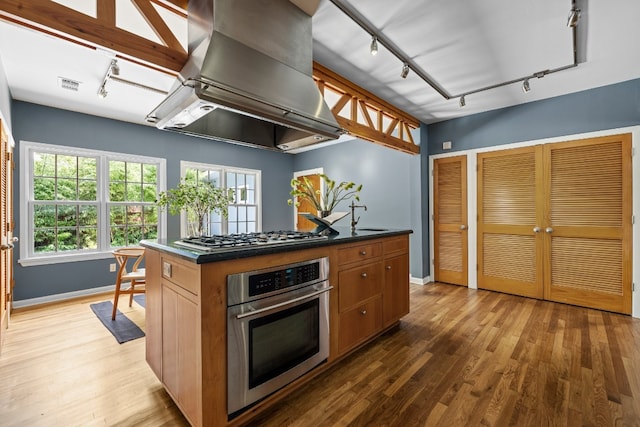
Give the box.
[477,146,545,298]
[543,134,632,314]
[433,156,468,286]
[294,173,321,231]
[1,119,14,349]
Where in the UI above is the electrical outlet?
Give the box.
[109,263,116,272]
[442,141,452,150]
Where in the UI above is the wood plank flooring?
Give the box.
[1,284,639,426]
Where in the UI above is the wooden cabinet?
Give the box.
[336,235,409,354]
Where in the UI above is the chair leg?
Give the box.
[112,278,122,321]
[129,281,136,307]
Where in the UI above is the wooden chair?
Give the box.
[111,247,146,320]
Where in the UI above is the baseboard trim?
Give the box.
[410,275,432,285]
[13,285,116,309]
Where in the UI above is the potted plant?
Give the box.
[156,181,234,236]
[288,174,363,217]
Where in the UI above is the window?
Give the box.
[20,141,166,266]
[181,161,261,236]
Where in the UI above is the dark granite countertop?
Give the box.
[140,227,412,264]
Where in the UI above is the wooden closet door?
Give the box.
[434,156,468,286]
[477,146,544,298]
[294,173,321,231]
[543,134,632,314]
[1,120,12,349]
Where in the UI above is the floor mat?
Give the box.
[90,301,145,344]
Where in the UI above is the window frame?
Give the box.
[180,161,262,236]
[19,141,166,266]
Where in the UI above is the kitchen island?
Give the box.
[140,227,411,426]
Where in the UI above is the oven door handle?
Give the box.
[235,286,333,320]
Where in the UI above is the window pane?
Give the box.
[247,206,257,222]
[126,226,143,246]
[57,155,77,178]
[79,205,98,226]
[110,160,125,181]
[246,174,255,190]
[247,222,256,233]
[34,152,56,177]
[237,222,246,233]
[79,180,97,201]
[143,164,157,184]
[210,223,222,235]
[34,229,56,253]
[228,206,237,222]
[144,205,158,224]
[126,183,142,202]
[237,206,246,222]
[184,168,198,184]
[33,177,55,200]
[127,205,143,225]
[57,178,77,200]
[228,223,237,234]
[57,205,77,227]
[110,182,125,202]
[246,189,255,204]
[227,172,236,188]
[78,158,97,179]
[79,228,98,249]
[142,184,156,202]
[126,162,142,182]
[34,205,56,227]
[144,225,158,240]
[110,205,126,226]
[57,228,78,251]
[111,226,126,247]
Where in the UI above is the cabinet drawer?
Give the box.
[383,236,408,255]
[338,262,383,310]
[338,297,382,354]
[337,242,382,265]
[161,255,199,296]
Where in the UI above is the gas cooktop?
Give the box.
[174,231,328,252]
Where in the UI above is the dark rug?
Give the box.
[90,301,145,344]
[133,294,146,308]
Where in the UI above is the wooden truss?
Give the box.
[0,0,420,154]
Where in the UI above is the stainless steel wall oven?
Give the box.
[227,257,331,418]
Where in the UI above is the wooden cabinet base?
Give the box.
[144,233,410,426]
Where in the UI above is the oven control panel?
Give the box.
[249,262,320,297]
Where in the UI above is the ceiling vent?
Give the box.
[58,77,81,92]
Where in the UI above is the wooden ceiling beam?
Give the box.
[0,0,187,72]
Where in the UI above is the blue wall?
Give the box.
[428,78,640,155]
[292,139,426,278]
[12,101,295,301]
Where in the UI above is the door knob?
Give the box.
[460,224,467,230]
[361,272,367,278]
[545,227,553,233]
[11,237,18,243]
[533,227,541,233]
[0,244,9,250]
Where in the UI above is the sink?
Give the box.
[357,228,388,232]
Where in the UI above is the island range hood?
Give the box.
[146,0,343,152]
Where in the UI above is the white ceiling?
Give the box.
[1,0,639,131]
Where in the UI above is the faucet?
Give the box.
[350,200,367,232]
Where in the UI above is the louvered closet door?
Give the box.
[477,146,544,298]
[434,156,468,286]
[543,134,632,314]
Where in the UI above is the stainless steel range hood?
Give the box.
[146,0,343,152]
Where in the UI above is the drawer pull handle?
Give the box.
[360,310,367,315]
[360,250,367,256]
[361,272,368,278]
[386,265,392,270]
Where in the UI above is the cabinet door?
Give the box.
[145,251,162,379]
[383,253,409,327]
[162,284,199,425]
[338,297,382,354]
[477,146,545,299]
[434,155,468,286]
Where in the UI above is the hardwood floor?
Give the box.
[1,284,639,426]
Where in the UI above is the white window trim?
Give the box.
[179,160,262,236]
[19,141,167,266]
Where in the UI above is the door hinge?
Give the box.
[633,215,635,225]
[476,264,479,271]
[633,283,636,292]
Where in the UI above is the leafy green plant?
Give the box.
[156,181,234,236]
[288,174,362,215]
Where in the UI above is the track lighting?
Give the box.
[98,85,108,98]
[522,79,531,93]
[567,8,580,27]
[110,59,120,76]
[370,36,378,56]
[400,63,409,79]
[459,95,466,108]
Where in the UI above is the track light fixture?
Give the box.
[97,59,120,98]
[400,63,410,79]
[459,95,466,108]
[110,59,120,76]
[97,85,108,98]
[370,36,378,56]
[522,78,531,93]
[567,8,580,27]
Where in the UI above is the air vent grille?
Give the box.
[58,77,80,91]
